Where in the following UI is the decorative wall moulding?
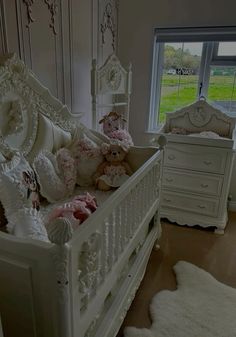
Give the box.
[22,0,35,28]
[100,2,116,51]
[22,0,58,35]
[44,0,58,35]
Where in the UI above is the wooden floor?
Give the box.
[117,212,236,336]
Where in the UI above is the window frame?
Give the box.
[149,27,236,131]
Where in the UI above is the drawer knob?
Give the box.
[198,204,206,209]
[203,160,212,166]
[166,177,173,182]
[168,154,176,161]
[201,183,209,188]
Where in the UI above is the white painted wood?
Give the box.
[163,169,223,197]
[157,100,236,232]
[228,200,236,212]
[0,54,165,337]
[91,53,132,130]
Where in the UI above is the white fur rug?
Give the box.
[124,261,236,337]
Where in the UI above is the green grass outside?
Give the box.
[159,75,236,122]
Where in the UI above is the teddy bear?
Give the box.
[99,111,134,146]
[94,141,133,191]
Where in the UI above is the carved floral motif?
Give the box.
[0,54,76,156]
[101,2,116,51]
[78,232,102,307]
[44,0,58,35]
[0,100,24,137]
[188,106,212,127]
[22,0,35,28]
[106,65,122,91]
[51,244,70,303]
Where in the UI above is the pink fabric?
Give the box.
[72,138,101,160]
[56,148,77,194]
[47,193,98,228]
[100,112,134,146]
[108,129,133,146]
[104,165,126,177]
[70,137,103,187]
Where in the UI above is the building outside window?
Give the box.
[149,27,236,131]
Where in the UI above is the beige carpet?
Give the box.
[124,261,236,337]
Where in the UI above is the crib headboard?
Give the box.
[0,53,83,162]
[164,99,236,138]
[91,53,132,130]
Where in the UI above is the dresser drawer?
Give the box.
[163,169,223,196]
[164,144,227,174]
[162,191,219,217]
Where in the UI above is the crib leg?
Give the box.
[154,240,160,251]
[152,211,162,251]
[214,227,225,235]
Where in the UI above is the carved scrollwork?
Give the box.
[51,244,70,303]
[78,232,102,307]
[0,54,76,155]
[106,65,122,91]
[44,0,58,35]
[22,0,35,28]
[188,105,212,127]
[85,312,101,337]
[101,2,116,51]
[118,276,143,323]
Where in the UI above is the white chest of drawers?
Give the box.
[157,100,236,234]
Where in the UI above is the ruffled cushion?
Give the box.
[69,134,103,186]
[33,150,68,203]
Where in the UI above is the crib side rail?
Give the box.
[69,148,163,337]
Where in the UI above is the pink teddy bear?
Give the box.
[99,111,134,147]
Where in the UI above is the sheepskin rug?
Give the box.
[124,261,236,337]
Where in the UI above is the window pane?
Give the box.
[218,42,236,56]
[159,42,203,123]
[208,66,236,113]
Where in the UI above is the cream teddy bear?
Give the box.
[94,141,133,191]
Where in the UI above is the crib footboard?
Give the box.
[0,148,163,337]
[64,148,163,337]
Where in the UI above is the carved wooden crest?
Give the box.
[0,53,79,156]
[164,99,236,137]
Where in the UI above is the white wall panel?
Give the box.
[0,0,118,126]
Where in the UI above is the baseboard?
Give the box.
[229,201,236,212]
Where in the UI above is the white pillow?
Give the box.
[70,134,103,186]
[7,208,49,242]
[33,150,75,203]
[0,153,39,217]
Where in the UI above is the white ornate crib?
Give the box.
[0,54,165,337]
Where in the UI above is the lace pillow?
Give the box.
[33,150,76,203]
[0,153,40,218]
[70,135,103,186]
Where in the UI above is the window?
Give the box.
[149,27,236,130]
